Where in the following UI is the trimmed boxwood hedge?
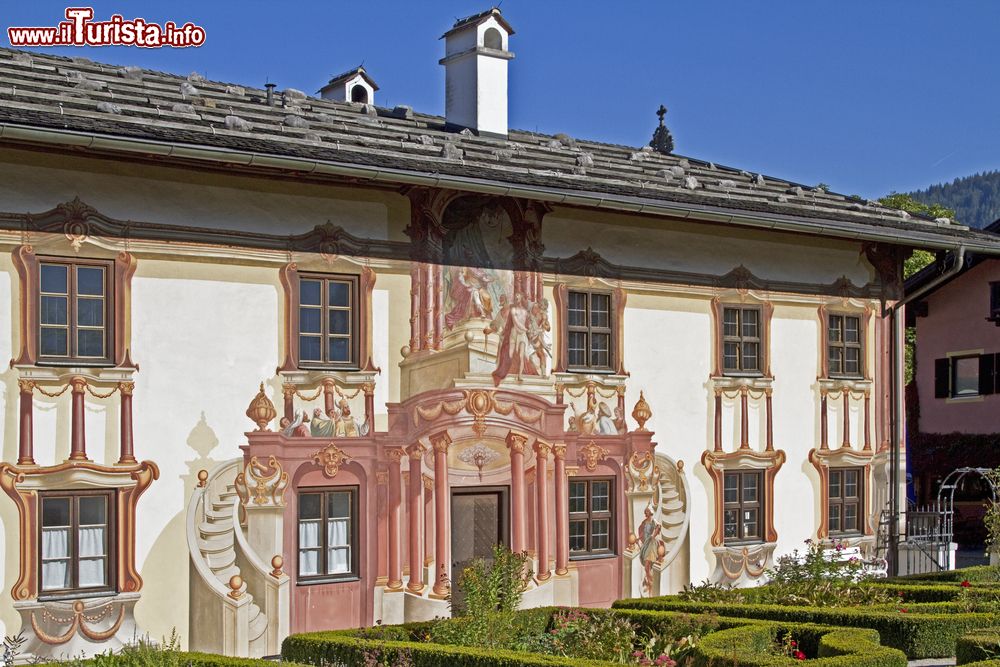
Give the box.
[34,651,309,667]
[957,628,1000,665]
[281,608,907,667]
[612,597,996,659]
[891,565,1000,584]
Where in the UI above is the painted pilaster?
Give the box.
[69,376,88,461]
[431,431,452,597]
[406,444,425,593]
[507,431,528,553]
[387,449,404,590]
[553,445,568,575]
[534,441,551,581]
[17,379,35,466]
[118,382,136,464]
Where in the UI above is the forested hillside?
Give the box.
[909,170,1000,229]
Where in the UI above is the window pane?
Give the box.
[568,332,587,367]
[845,317,860,344]
[77,297,104,327]
[567,292,588,327]
[828,315,842,343]
[844,470,859,498]
[328,518,349,549]
[77,329,105,358]
[76,267,105,296]
[299,336,321,362]
[590,519,609,550]
[741,309,759,338]
[79,496,106,526]
[78,557,106,587]
[742,474,758,503]
[79,527,105,558]
[591,481,609,512]
[724,474,738,504]
[40,295,68,325]
[41,327,68,357]
[41,556,70,590]
[569,520,586,551]
[329,309,350,335]
[591,333,610,368]
[300,279,321,306]
[299,493,322,520]
[590,294,610,328]
[328,546,350,574]
[299,307,321,334]
[829,505,841,532]
[829,348,843,375]
[328,492,350,519]
[742,508,758,538]
[829,471,842,499]
[845,348,860,375]
[328,281,350,307]
[953,357,980,397]
[569,482,586,514]
[41,264,68,294]
[723,342,739,371]
[723,308,739,337]
[844,504,858,532]
[328,337,350,362]
[299,549,320,576]
[43,497,71,527]
[724,509,738,538]
[742,342,759,371]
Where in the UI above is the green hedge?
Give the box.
[613,597,995,658]
[689,623,905,667]
[957,628,1000,665]
[891,565,1000,584]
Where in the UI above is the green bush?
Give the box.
[613,597,995,658]
[891,565,1000,584]
[957,628,1000,665]
[35,651,308,667]
[689,623,906,666]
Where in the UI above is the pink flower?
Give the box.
[632,651,644,658]
[793,650,806,660]
[962,580,972,588]
[899,608,908,613]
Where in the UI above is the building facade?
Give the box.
[0,9,997,661]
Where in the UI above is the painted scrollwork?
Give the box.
[715,544,775,582]
[414,389,543,436]
[234,455,288,508]
[578,441,609,472]
[312,443,353,478]
[29,600,125,645]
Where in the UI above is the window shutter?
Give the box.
[934,358,950,398]
[982,353,999,396]
[996,353,1000,395]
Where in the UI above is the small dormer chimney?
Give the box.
[319,66,379,105]
[440,8,514,138]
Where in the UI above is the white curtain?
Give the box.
[327,519,348,546]
[328,547,349,574]
[327,519,350,574]
[79,558,105,587]
[79,526,105,557]
[41,528,70,590]
[299,520,320,576]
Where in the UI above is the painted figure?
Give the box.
[310,408,336,437]
[637,505,662,596]
[335,399,369,437]
[283,410,311,438]
[445,266,496,328]
[492,292,539,384]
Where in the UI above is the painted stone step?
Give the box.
[198,532,235,553]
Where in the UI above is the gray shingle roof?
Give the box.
[0,46,997,252]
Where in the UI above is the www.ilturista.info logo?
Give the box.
[7,7,206,48]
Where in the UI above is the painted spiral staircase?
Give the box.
[186,459,288,657]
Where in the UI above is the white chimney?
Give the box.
[440,8,514,138]
[319,66,378,105]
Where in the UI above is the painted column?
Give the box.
[420,264,432,351]
[69,376,88,461]
[765,389,774,452]
[842,388,851,448]
[118,382,136,464]
[387,449,404,590]
[553,445,568,576]
[432,264,443,350]
[820,391,829,450]
[713,391,723,451]
[534,441,551,581]
[409,264,421,352]
[17,379,35,466]
[406,444,425,593]
[363,382,376,434]
[739,386,750,449]
[864,391,872,451]
[431,431,452,597]
[323,378,336,417]
[507,431,528,553]
[282,383,296,422]
[423,474,434,570]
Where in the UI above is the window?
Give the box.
[297,487,358,581]
[298,275,358,369]
[568,478,614,557]
[39,490,115,596]
[566,290,613,371]
[935,354,998,399]
[722,307,761,375]
[991,282,1000,321]
[827,314,863,378]
[483,27,503,50]
[38,260,111,363]
[723,471,762,543]
[350,84,368,104]
[828,468,863,535]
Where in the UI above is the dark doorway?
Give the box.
[450,486,509,600]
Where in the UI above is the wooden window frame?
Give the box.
[826,313,864,379]
[722,470,764,545]
[565,289,615,373]
[568,477,615,559]
[37,489,117,599]
[721,306,763,376]
[990,282,1000,321]
[296,273,360,371]
[950,354,981,398]
[36,257,114,366]
[827,467,864,537]
[296,486,360,584]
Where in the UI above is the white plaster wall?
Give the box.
[477,55,509,136]
[0,150,405,241]
[0,255,14,638]
[543,208,873,288]
[129,260,280,647]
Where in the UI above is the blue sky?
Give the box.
[4,1,999,199]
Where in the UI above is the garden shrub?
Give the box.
[957,628,1000,665]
